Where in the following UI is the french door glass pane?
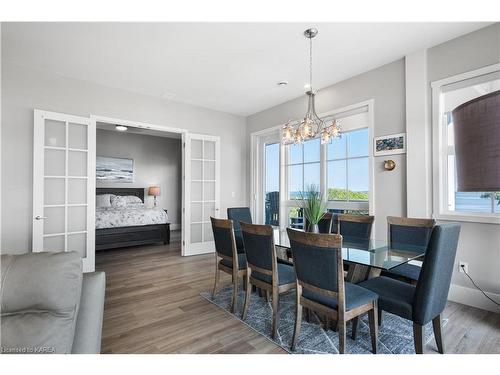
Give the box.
[45,149,65,176]
[192,160,202,180]
[328,160,347,200]
[191,223,202,243]
[288,207,304,229]
[68,179,87,204]
[68,123,88,149]
[68,151,87,176]
[204,161,215,180]
[191,202,202,222]
[204,140,216,160]
[67,233,86,257]
[348,128,369,157]
[203,223,213,241]
[289,143,302,164]
[265,143,280,226]
[44,178,65,205]
[191,139,203,159]
[44,120,66,147]
[191,181,202,201]
[495,194,500,213]
[44,207,65,234]
[347,158,369,200]
[44,235,65,252]
[68,206,87,232]
[204,181,215,201]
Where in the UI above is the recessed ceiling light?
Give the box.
[277,81,288,86]
[115,125,128,131]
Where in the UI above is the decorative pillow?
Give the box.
[122,195,143,205]
[96,194,114,208]
[110,195,127,208]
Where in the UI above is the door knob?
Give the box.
[35,215,47,220]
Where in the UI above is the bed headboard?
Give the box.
[96,188,145,202]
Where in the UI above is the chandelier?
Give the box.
[282,28,341,145]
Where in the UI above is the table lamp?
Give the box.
[148,186,161,207]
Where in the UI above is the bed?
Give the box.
[95,188,170,250]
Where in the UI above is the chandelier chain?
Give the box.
[309,36,313,90]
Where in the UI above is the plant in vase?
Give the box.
[299,184,326,233]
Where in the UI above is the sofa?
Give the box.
[0,251,105,354]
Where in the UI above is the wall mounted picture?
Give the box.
[96,156,134,182]
[373,133,406,156]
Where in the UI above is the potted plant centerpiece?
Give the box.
[300,184,326,233]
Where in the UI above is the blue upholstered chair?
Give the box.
[240,222,296,339]
[210,217,247,313]
[337,214,375,241]
[227,207,253,253]
[359,223,461,354]
[383,216,435,283]
[287,229,379,354]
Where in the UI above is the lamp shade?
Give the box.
[452,90,500,192]
[148,186,161,196]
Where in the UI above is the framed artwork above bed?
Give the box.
[96,156,134,182]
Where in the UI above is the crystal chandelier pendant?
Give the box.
[281,28,342,145]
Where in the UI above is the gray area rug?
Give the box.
[201,285,446,354]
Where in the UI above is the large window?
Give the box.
[327,128,369,202]
[434,67,500,220]
[287,138,320,199]
[264,143,280,225]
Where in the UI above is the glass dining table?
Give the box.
[273,227,426,283]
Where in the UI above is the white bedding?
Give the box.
[96,206,169,229]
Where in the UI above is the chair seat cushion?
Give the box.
[251,263,296,286]
[384,263,421,281]
[302,282,377,311]
[220,253,247,270]
[359,276,415,320]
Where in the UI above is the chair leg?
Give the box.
[271,287,279,339]
[241,270,252,320]
[368,302,378,354]
[432,314,444,354]
[231,273,238,313]
[378,307,382,326]
[211,257,220,299]
[304,307,311,322]
[291,287,303,351]
[351,317,359,340]
[413,322,424,354]
[243,276,247,291]
[338,318,346,354]
[265,290,270,303]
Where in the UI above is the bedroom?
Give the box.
[95,121,181,253]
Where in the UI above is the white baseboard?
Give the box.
[448,283,500,313]
[170,224,181,230]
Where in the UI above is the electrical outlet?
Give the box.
[459,261,469,274]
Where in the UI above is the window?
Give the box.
[264,143,280,225]
[286,138,320,199]
[327,128,369,202]
[433,67,500,221]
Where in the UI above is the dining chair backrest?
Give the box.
[413,223,461,325]
[387,216,435,251]
[287,229,344,301]
[227,207,252,233]
[305,212,333,234]
[240,222,276,276]
[338,214,374,240]
[211,217,238,266]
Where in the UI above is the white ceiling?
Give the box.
[2,22,491,116]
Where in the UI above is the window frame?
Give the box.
[431,63,500,224]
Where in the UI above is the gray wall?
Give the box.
[247,59,407,240]
[96,129,182,225]
[427,23,500,296]
[1,61,247,253]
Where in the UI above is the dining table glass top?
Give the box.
[273,227,426,271]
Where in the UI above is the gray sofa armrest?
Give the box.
[72,271,106,354]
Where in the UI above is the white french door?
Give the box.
[32,110,96,272]
[182,133,220,256]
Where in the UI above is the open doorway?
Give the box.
[94,120,183,256]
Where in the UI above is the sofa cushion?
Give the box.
[0,252,83,354]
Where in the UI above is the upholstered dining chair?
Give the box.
[240,222,296,339]
[305,212,334,234]
[337,214,375,240]
[287,229,379,354]
[210,217,247,313]
[383,216,436,283]
[227,207,252,253]
[359,224,461,354]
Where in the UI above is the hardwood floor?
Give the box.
[96,231,500,354]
